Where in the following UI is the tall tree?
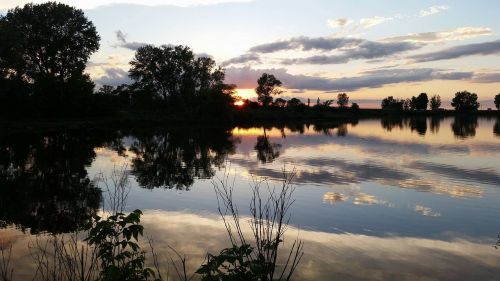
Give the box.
[494,93,500,110]
[410,93,429,110]
[129,45,225,101]
[0,2,99,94]
[337,93,349,108]
[255,73,283,106]
[451,91,480,111]
[430,95,441,110]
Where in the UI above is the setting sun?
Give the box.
[235,88,257,100]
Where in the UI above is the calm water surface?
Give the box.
[1,116,500,280]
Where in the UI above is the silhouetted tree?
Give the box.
[410,93,428,110]
[430,95,441,110]
[381,96,404,110]
[494,93,500,110]
[129,45,225,102]
[351,102,359,110]
[403,98,411,111]
[255,73,283,106]
[337,93,349,108]
[274,98,287,108]
[287,98,303,107]
[451,116,478,139]
[0,2,99,115]
[451,91,480,111]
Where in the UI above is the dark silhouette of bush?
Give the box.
[255,73,283,107]
[381,96,404,110]
[495,93,500,110]
[351,103,360,110]
[451,91,480,111]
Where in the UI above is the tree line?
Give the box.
[1,2,499,119]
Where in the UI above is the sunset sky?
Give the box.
[2,0,500,106]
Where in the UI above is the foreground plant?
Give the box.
[197,168,303,281]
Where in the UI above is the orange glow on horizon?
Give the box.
[235,88,257,100]
[234,100,245,107]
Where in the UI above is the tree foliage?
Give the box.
[129,45,225,101]
[494,93,500,110]
[381,96,404,110]
[410,93,428,110]
[430,95,441,110]
[0,2,100,116]
[337,93,349,107]
[451,91,480,111]
[255,73,283,106]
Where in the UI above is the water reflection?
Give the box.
[129,127,238,189]
[0,130,105,233]
[451,116,478,139]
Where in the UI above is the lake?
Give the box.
[1,115,500,280]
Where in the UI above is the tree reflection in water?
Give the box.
[129,127,238,190]
[0,130,108,234]
[255,128,281,164]
[494,117,500,137]
[451,115,478,139]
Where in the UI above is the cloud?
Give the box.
[327,18,352,28]
[222,53,260,66]
[94,67,132,86]
[420,5,449,17]
[249,36,365,53]
[115,30,148,51]
[225,66,473,91]
[411,39,500,62]
[359,16,392,28]
[384,27,492,43]
[0,0,252,10]
[282,41,420,65]
[471,72,500,83]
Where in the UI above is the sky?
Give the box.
[2,0,500,106]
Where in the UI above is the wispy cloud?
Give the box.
[114,30,148,51]
[411,39,500,62]
[327,18,352,28]
[384,27,492,43]
[419,5,449,17]
[359,16,392,28]
[222,53,260,66]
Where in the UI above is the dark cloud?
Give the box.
[222,53,260,66]
[282,41,420,65]
[94,67,132,86]
[115,30,148,51]
[411,39,500,62]
[225,66,473,91]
